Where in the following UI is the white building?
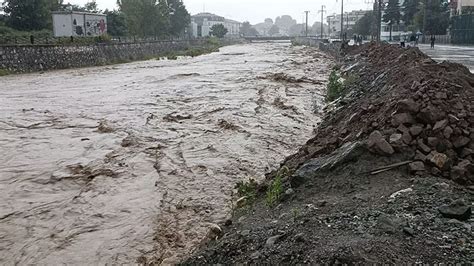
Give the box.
[456,0,474,13]
[190,13,241,37]
[52,11,107,37]
[380,0,410,41]
[327,10,369,38]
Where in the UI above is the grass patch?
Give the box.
[326,70,343,102]
[235,178,258,205]
[325,70,359,102]
[266,166,289,207]
[0,69,11,76]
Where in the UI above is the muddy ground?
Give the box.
[184,43,474,264]
[0,43,332,264]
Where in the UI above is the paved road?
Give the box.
[419,44,474,72]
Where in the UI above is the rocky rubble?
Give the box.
[282,42,474,186]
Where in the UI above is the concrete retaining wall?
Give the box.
[0,39,230,73]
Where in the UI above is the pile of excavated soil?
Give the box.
[182,43,474,264]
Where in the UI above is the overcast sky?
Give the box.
[67,0,372,24]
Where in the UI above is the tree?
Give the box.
[104,9,127,36]
[240,21,258,36]
[210,23,228,38]
[383,0,401,40]
[354,11,376,37]
[167,0,190,37]
[413,0,449,35]
[2,0,63,31]
[424,0,450,35]
[402,0,419,29]
[118,0,189,37]
[268,24,280,36]
[84,0,99,13]
[288,23,304,36]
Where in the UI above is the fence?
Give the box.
[451,14,474,44]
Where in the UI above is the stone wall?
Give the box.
[0,39,227,73]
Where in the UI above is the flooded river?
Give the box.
[0,43,331,264]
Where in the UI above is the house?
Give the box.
[190,13,241,37]
[52,11,107,37]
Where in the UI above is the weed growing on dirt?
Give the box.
[235,178,258,201]
[266,166,289,207]
[326,70,359,102]
[325,70,343,102]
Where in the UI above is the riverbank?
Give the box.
[0,38,242,74]
[183,43,474,264]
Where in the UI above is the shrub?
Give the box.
[326,70,344,102]
[266,166,289,207]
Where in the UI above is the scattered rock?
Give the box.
[408,161,425,172]
[392,113,416,126]
[265,234,284,247]
[389,133,403,144]
[418,140,431,154]
[453,136,470,149]
[438,199,472,221]
[427,152,450,170]
[208,223,223,238]
[397,99,420,114]
[403,227,415,236]
[368,130,394,155]
[443,126,453,139]
[409,125,424,136]
[433,119,448,131]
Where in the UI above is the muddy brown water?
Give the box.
[0,43,331,264]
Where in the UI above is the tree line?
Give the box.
[0,0,190,38]
[354,0,451,40]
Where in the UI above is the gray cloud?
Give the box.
[66,0,370,24]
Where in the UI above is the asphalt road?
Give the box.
[419,44,474,72]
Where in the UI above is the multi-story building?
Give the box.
[456,0,474,13]
[327,10,369,38]
[190,13,241,38]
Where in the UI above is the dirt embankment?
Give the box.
[183,43,474,264]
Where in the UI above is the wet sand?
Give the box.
[0,43,331,264]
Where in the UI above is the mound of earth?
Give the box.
[182,43,474,264]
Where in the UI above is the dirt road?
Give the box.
[0,43,331,264]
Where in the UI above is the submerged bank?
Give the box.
[184,43,474,264]
[0,43,332,264]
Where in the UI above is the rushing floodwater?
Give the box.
[0,43,331,264]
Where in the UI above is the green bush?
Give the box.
[326,70,343,102]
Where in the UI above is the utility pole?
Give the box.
[318,5,326,39]
[304,11,310,36]
[340,0,344,40]
[346,13,349,31]
[377,0,383,42]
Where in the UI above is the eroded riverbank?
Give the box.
[0,43,332,264]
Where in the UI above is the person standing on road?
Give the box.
[430,35,436,49]
[409,34,416,47]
